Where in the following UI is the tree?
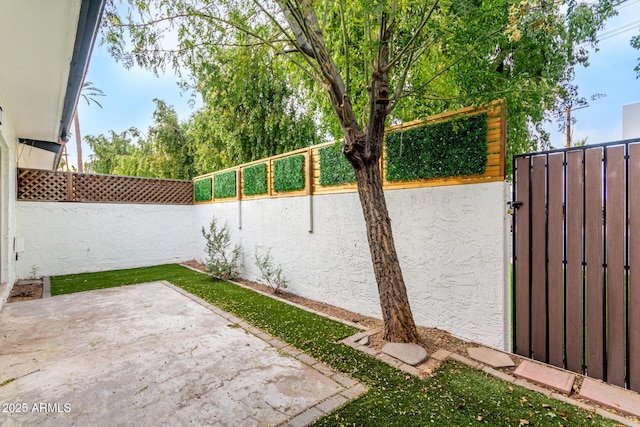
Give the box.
[74,82,105,172]
[188,37,321,174]
[103,0,616,343]
[145,98,196,179]
[85,128,138,174]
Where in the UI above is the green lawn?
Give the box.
[51,264,618,426]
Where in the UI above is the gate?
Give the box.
[512,138,640,392]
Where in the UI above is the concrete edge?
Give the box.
[0,283,8,311]
[42,276,51,298]
[158,280,369,427]
[178,263,368,331]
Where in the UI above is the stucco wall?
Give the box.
[194,181,511,350]
[16,202,198,278]
[0,95,18,306]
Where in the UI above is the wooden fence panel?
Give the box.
[629,143,640,392]
[565,150,584,373]
[547,153,564,368]
[17,168,193,205]
[17,168,68,201]
[515,156,531,357]
[605,146,626,387]
[585,148,605,380]
[531,156,547,362]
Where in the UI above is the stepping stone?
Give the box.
[15,279,42,286]
[579,377,640,418]
[356,336,369,346]
[467,347,515,368]
[348,330,377,342]
[514,360,575,394]
[381,343,428,366]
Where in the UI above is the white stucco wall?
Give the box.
[16,202,198,278]
[0,95,18,307]
[194,181,511,350]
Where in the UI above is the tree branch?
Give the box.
[385,0,439,72]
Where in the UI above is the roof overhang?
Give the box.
[0,0,105,169]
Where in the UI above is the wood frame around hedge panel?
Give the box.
[193,103,506,203]
[18,168,193,205]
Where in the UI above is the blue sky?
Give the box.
[69,3,640,169]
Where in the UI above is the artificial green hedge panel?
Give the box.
[319,146,356,186]
[214,170,237,199]
[194,177,212,202]
[385,113,488,182]
[273,154,305,193]
[243,163,268,196]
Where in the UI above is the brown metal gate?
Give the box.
[512,138,640,392]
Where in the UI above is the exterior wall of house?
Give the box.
[0,95,18,308]
[15,202,198,278]
[194,181,511,350]
[623,102,640,140]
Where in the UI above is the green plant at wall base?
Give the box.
[194,177,212,202]
[202,216,242,280]
[319,145,356,186]
[242,163,268,196]
[273,154,305,192]
[213,170,237,198]
[386,113,488,182]
[255,248,288,294]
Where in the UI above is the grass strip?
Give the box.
[51,265,617,426]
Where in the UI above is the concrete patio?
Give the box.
[0,282,365,426]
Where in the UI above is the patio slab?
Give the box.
[514,360,575,395]
[0,282,351,426]
[467,347,515,368]
[579,378,640,418]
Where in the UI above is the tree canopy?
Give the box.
[102,0,617,158]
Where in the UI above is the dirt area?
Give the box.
[7,281,43,303]
[181,260,472,356]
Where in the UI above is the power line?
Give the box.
[598,20,640,41]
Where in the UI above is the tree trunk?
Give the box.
[74,111,83,173]
[278,3,421,343]
[351,146,421,343]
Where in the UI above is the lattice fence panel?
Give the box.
[18,168,68,201]
[18,169,193,205]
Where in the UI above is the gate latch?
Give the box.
[507,201,523,215]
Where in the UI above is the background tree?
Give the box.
[103,0,616,342]
[85,128,138,174]
[188,36,321,173]
[74,82,105,172]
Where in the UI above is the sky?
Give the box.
[67,2,640,170]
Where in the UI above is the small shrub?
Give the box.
[273,154,305,193]
[255,248,288,294]
[194,177,212,202]
[201,217,242,280]
[386,112,488,181]
[214,170,237,199]
[319,145,356,186]
[242,163,268,196]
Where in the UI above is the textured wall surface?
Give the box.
[15,181,510,349]
[16,202,198,278]
[195,181,511,350]
[0,105,18,307]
